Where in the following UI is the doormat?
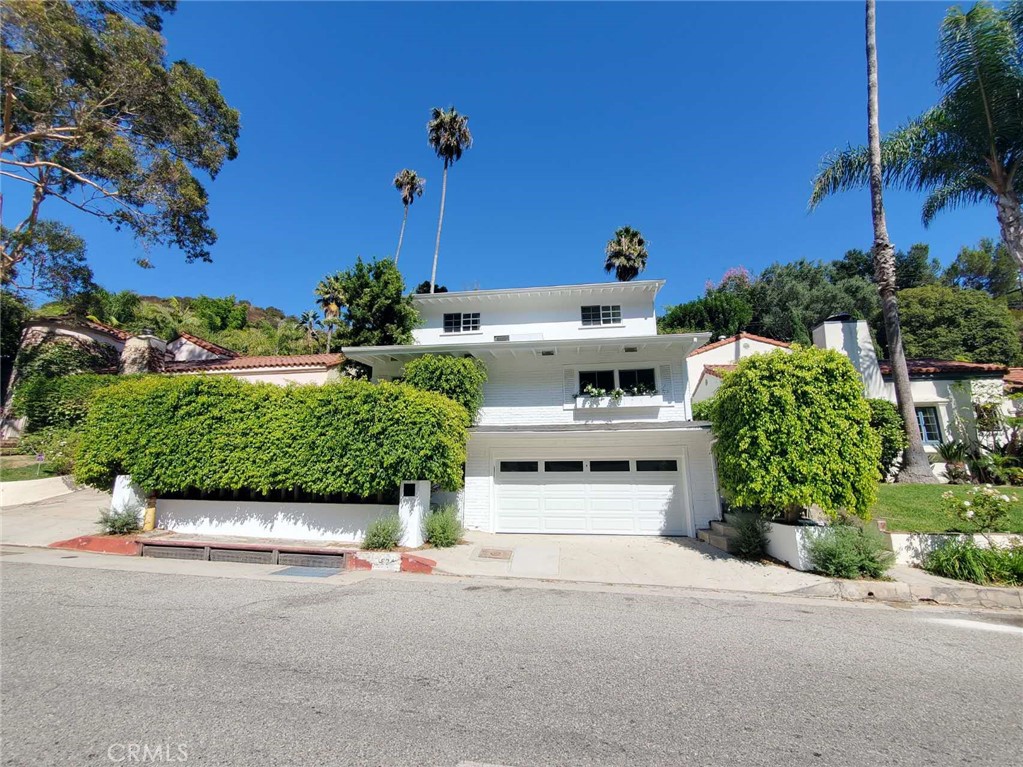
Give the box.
[476,547,513,561]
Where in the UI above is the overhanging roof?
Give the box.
[343,332,709,367]
[411,280,665,306]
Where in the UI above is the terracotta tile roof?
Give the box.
[704,364,737,377]
[82,319,133,341]
[166,353,345,373]
[687,332,790,357]
[1005,368,1023,391]
[175,331,239,358]
[879,359,1008,377]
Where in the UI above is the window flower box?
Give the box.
[575,394,663,409]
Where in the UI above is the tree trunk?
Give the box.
[995,190,1023,273]
[430,165,448,294]
[395,204,409,265]
[865,0,936,484]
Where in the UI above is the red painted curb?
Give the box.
[49,535,140,556]
[401,553,436,574]
[347,554,373,571]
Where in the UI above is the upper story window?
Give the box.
[581,305,621,326]
[443,312,481,333]
[915,406,942,445]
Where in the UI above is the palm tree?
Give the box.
[392,169,425,265]
[314,274,344,352]
[855,0,936,483]
[427,107,473,293]
[297,309,321,341]
[811,1,1023,272]
[604,227,649,282]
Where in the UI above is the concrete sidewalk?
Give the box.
[426,531,827,593]
[1,487,109,547]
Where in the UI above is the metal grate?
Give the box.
[477,547,513,561]
[142,544,206,560]
[210,548,274,565]
[277,552,345,569]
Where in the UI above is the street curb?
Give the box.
[49,535,140,556]
[788,579,1023,609]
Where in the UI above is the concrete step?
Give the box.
[697,529,738,554]
[710,520,740,539]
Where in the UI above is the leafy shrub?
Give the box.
[691,398,714,421]
[363,516,403,550]
[703,347,881,520]
[11,373,123,431]
[728,512,770,560]
[424,504,463,547]
[14,338,118,379]
[924,538,1023,586]
[19,427,82,474]
[74,376,469,496]
[807,525,894,579]
[402,355,488,424]
[98,503,142,535]
[941,485,1018,533]
[867,399,907,479]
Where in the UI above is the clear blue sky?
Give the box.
[23,1,1003,316]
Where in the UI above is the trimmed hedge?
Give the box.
[74,375,469,496]
[11,373,124,431]
[402,355,488,424]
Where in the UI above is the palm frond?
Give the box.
[604,226,648,282]
[393,169,426,207]
[427,107,473,167]
[921,175,990,225]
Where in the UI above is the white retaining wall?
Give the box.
[765,522,829,572]
[887,531,1022,566]
[155,499,398,543]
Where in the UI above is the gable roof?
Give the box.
[174,331,239,358]
[165,353,344,374]
[82,318,133,342]
[687,332,790,358]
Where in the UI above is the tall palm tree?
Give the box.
[392,169,425,265]
[604,226,649,282]
[314,274,344,352]
[427,107,473,293]
[297,309,321,341]
[865,0,936,483]
[811,1,1023,272]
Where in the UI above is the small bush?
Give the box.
[729,512,769,560]
[941,485,1018,533]
[807,525,894,579]
[19,427,82,474]
[363,516,403,550]
[98,503,142,535]
[924,538,1023,586]
[424,504,463,547]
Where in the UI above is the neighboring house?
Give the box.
[343,280,719,537]
[690,314,1010,467]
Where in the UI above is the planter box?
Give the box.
[885,531,1022,566]
[575,394,663,410]
[764,521,830,572]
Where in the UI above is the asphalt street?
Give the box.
[1,560,1020,766]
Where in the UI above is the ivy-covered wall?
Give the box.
[74,376,469,496]
[402,355,488,424]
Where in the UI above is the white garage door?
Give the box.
[495,456,686,535]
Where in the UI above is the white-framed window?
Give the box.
[578,368,656,395]
[443,312,481,333]
[915,406,942,444]
[581,305,621,326]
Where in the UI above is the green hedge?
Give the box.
[866,398,907,479]
[74,375,469,496]
[11,373,124,431]
[402,355,488,424]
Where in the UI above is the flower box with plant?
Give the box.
[574,382,661,409]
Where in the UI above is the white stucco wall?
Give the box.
[167,337,223,362]
[886,531,1022,566]
[685,336,789,403]
[156,499,398,543]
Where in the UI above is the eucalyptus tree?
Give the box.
[604,227,649,282]
[392,169,425,265]
[426,107,472,293]
[811,1,1023,272]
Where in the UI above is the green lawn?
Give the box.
[0,464,63,482]
[871,484,1023,534]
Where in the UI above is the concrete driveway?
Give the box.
[426,531,826,593]
[0,487,109,547]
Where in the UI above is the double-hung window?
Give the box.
[578,368,656,395]
[581,305,622,326]
[443,312,481,333]
[915,406,942,444]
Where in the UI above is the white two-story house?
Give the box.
[343,280,720,537]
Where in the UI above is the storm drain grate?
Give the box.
[477,547,513,561]
[272,566,341,578]
[210,548,274,565]
[142,544,206,560]
[278,552,345,569]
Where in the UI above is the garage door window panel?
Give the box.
[636,460,678,472]
[590,460,631,472]
[500,461,539,473]
[545,460,584,473]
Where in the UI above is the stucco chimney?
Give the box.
[119,333,167,374]
[811,315,885,398]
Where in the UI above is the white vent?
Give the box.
[494,335,510,342]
